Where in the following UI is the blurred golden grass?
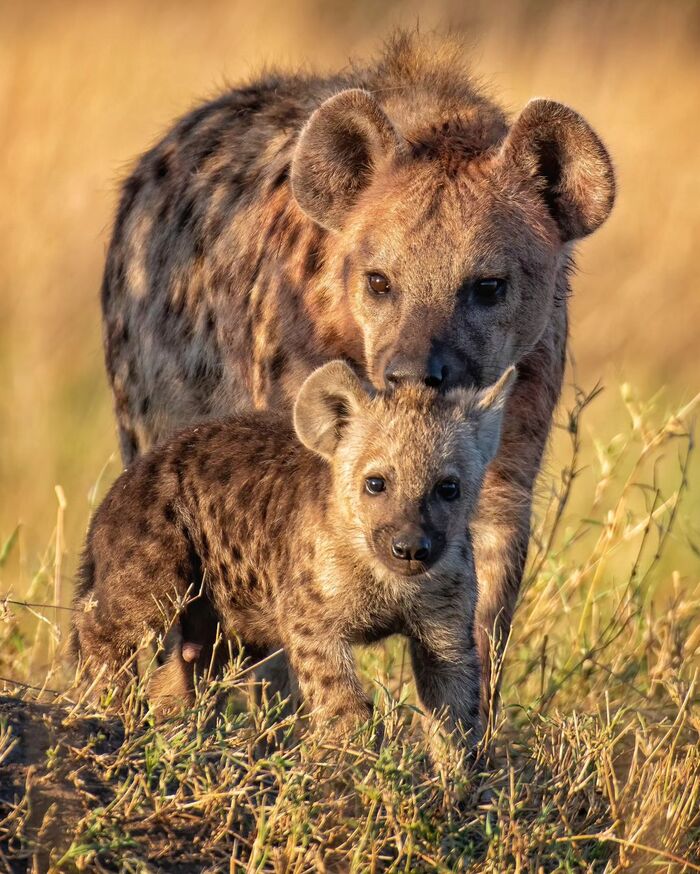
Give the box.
[0,0,698,571]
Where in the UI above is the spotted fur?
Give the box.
[101,31,615,720]
[72,362,514,748]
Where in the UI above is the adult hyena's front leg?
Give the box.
[471,476,532,729]
[472,322,566,728]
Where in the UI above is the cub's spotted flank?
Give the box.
[72,362,515,749]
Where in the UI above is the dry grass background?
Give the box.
[0,1,699,870]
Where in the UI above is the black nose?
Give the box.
[384,355,449,388]
[391,534,432,563]
[425,354,449,389]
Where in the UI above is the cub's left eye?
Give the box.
[365,476,386,495]
[436,479,460,501]
[473,277,507,306]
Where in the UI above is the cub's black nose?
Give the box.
[391,534,432,563]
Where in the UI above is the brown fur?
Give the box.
[101,31,615,719]
[72,362,514,748]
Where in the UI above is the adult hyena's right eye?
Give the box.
[435,479,460,501]
[366,272,391,296]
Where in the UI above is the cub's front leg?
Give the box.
[409,614,482,760]
[285,635,372,738]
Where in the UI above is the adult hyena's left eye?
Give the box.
[472,277,507,306]
[367,272,391,296]
[435,479,460,501]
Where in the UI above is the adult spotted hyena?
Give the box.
[101,32,615,717]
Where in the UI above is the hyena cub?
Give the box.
[72,361,514,746]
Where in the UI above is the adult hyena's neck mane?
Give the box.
[356,31,509,154]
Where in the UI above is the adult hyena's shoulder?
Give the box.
[101,70,349,458]
[104,72,330,277]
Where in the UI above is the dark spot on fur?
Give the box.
[285,223,300,252]
[140,395,150,416]
[304,243,322,279]
[231,545,242,563]
[153,153,170,180]
[270,350,287,381]
[163,502,176,525]
[178,105,212,139]
[205,308,216,335]
[177,197,196,234]
[193,358,209,383]
[120,427,139,462]
[270,165,289,190]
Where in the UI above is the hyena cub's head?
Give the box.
[291,88,614,391]
[294,360,514,578]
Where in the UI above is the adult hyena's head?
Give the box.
[293,360,514,580]
[291,89,615,390]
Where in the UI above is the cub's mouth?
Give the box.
[377,556,434,578]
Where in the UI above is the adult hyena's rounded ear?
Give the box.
[291,89,400,231]
[293,360,371,459]
[501,99,615,242]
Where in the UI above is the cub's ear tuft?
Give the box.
[501,99,615,242]
[291,89,400,231]
[293,360,370,459]
[473,366,517,464]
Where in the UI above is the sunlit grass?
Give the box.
[0,1,698,869]
[1,384,697,871]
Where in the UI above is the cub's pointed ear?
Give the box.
[501,99,615,242]
[293,360,370,459]
[291,89,400,231]
[473,366,517,464]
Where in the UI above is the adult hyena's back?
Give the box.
[102,73,339,462]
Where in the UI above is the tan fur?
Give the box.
[72,362,514,750]
[101,32,615,722]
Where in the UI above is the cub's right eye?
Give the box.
[367,272,391,296]
[365,476,386,495]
